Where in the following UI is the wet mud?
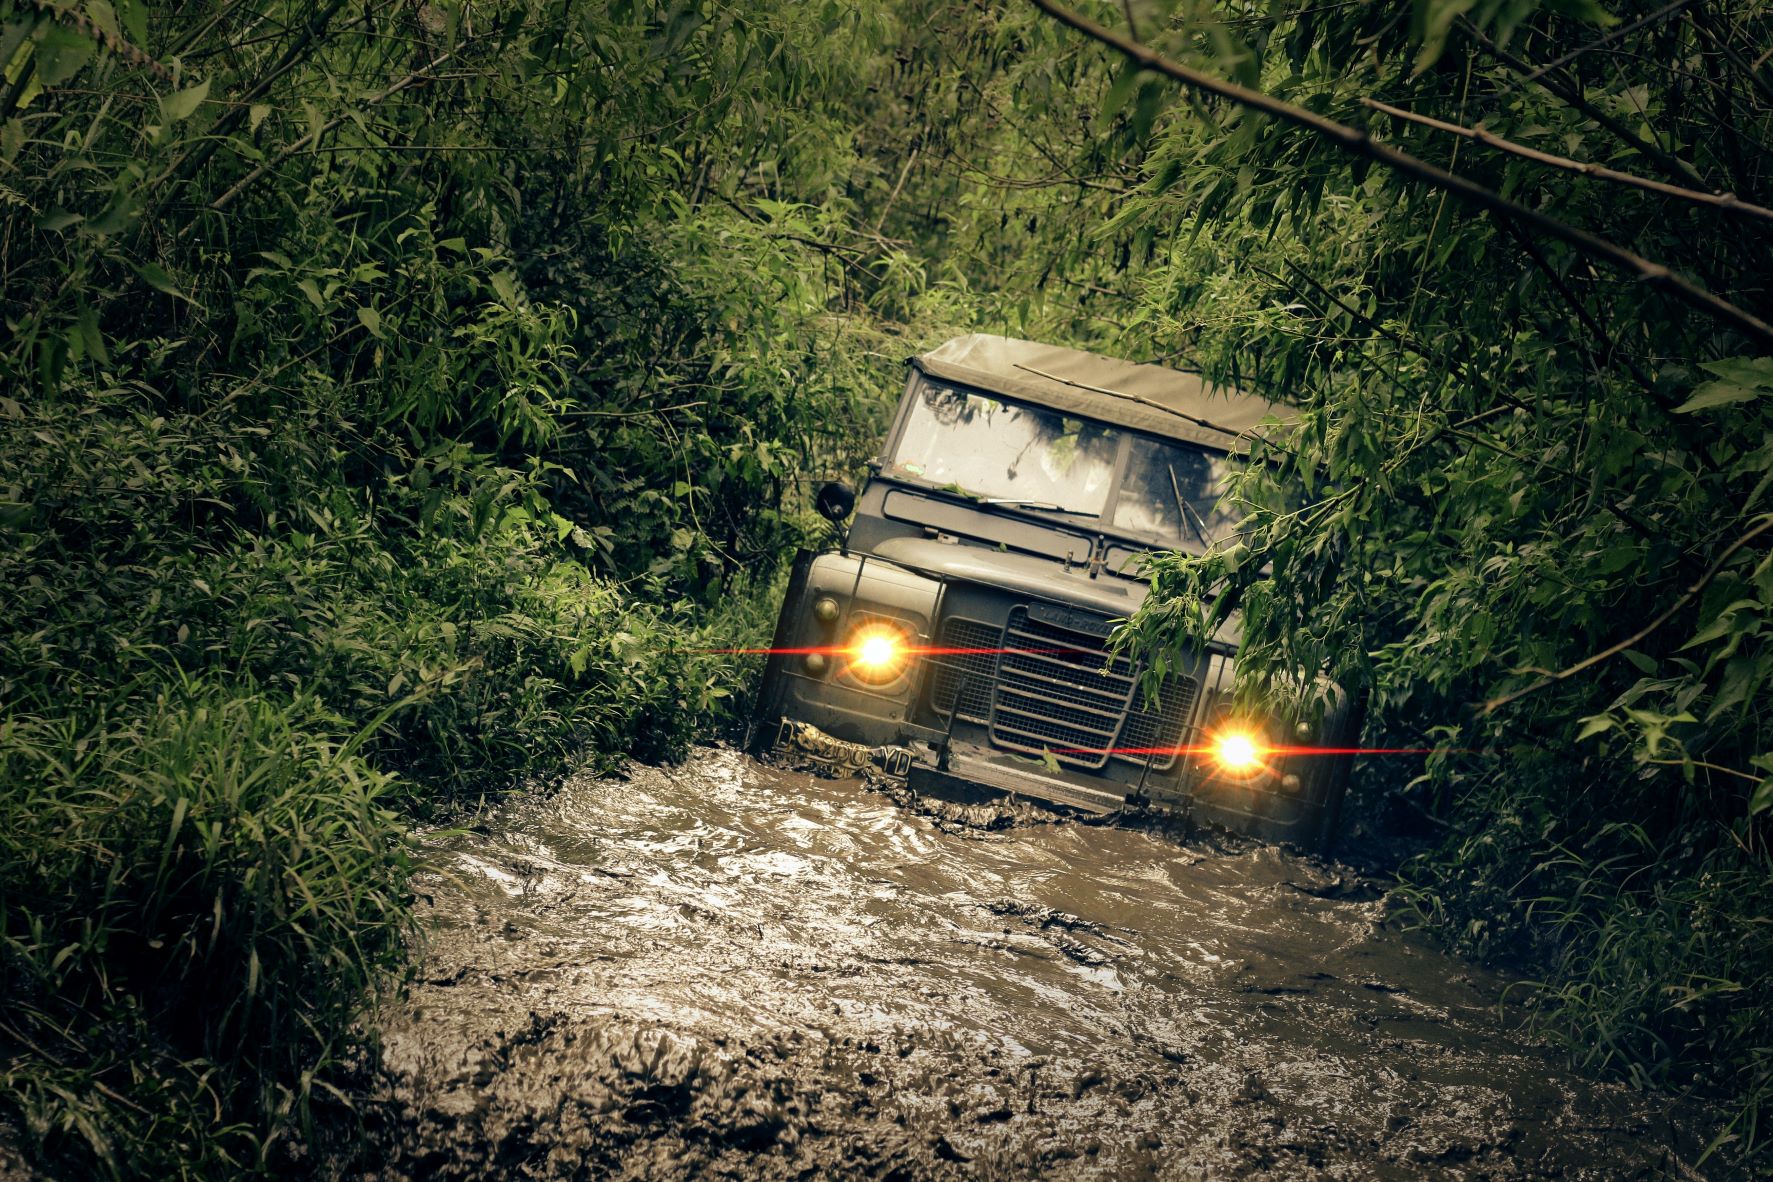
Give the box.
[353,748,1721,1180]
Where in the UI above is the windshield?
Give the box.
[886,384,1118,515]
[885,381,1241,546]
[1111,435,1240,545]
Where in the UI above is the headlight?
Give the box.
[1210,726,1268,776]
[845,624,908,684]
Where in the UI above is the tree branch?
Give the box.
[1028,0,1773,348]
[1459,16,1711,190]
[1483,514,1773,714]
[1516,0,1699,85]
[1360,97,1773,226]
[201,49,458,217]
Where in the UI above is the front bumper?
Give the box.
[771,717,1137,816]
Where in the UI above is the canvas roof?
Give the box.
[911,334,1293,452]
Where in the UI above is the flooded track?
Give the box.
[356,748,1719,1180]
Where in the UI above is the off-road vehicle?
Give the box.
[753,334,1360,849]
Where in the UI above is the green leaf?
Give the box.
[118,0,148,45]
[1575,714,1614,741]
[1750,776,1773,816]
[1698,356,1773,387]
[1412,0,1479,74]
[295,277,325,310]
[85,1,120,40]
[1621,648,1657,674]
[34,25,95,86]
[1673,381,1762,414]
[355,305,385,339]
[1681,599,1759,649]
[34,210,81,232]
[160,77,210,123]
[134,260,198,306]
[86,197,137,236]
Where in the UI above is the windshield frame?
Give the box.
[875,373,1240,553]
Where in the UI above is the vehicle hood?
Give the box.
[869,535,1148,619]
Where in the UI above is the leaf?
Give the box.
[1673,381,1762,414]
[355,305,385,339]
[85,1,120,40]
[1698,356,1773,386]
[85,197,137,236]
[118,0,148,46]
[1412,0,1479,74]
[160,77,210,123]
[1575,714,1613,741]
[295,277,325,310]
[249,103,272,132]
[1750,776,1773,816]
[134,260,199,306]
[1680,599,1758,649]
[34,210,82,232]
[1620,649,1657,674]
[34,25,95,87]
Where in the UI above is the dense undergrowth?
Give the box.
[0,0,918,1173]
[6,0,1772,1173]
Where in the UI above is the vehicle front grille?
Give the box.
[929,617,1000,722]
[989,606,1135,770]
[1122,675,1199,772]
[928,605,1199,773]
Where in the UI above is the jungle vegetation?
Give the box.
[0,0,1768,1174]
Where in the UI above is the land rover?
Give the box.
[752,334,1361,850]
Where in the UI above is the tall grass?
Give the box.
[0,385,761,1173]
[1389,768,1773,1165]
[0,689,411,1176]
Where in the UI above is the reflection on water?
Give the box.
[360,749,1719,1180]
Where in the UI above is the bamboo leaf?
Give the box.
[161,78,211,123]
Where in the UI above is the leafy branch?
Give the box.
[1483,514,1773,714]
[1028,0,1773,348]
[1359,97,1773,226]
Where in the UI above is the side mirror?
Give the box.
[815,480,856,524]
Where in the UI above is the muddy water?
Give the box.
[358,748,1717,1180]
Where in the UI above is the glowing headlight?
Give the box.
[846,626,906,683]
[1212,728,1266,774]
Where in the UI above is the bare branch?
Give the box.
[1028,0,1773,348]
[1360,97,1773,226]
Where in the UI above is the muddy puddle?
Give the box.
[351,748,1722,1180]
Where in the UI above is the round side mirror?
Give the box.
[815,480,856,524]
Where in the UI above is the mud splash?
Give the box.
[353,748,1719,1179]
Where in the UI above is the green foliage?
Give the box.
[0,688,411,1177]
[0,0,928,1172]
[1070,0,1773,1158]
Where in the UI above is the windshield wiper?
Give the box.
[981,497,1098,517]
[1167,463,1213,550]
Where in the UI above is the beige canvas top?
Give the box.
[912,334,1293,452]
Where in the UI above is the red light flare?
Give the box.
[700,644,1095,656]
[1077,744,1444,758]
